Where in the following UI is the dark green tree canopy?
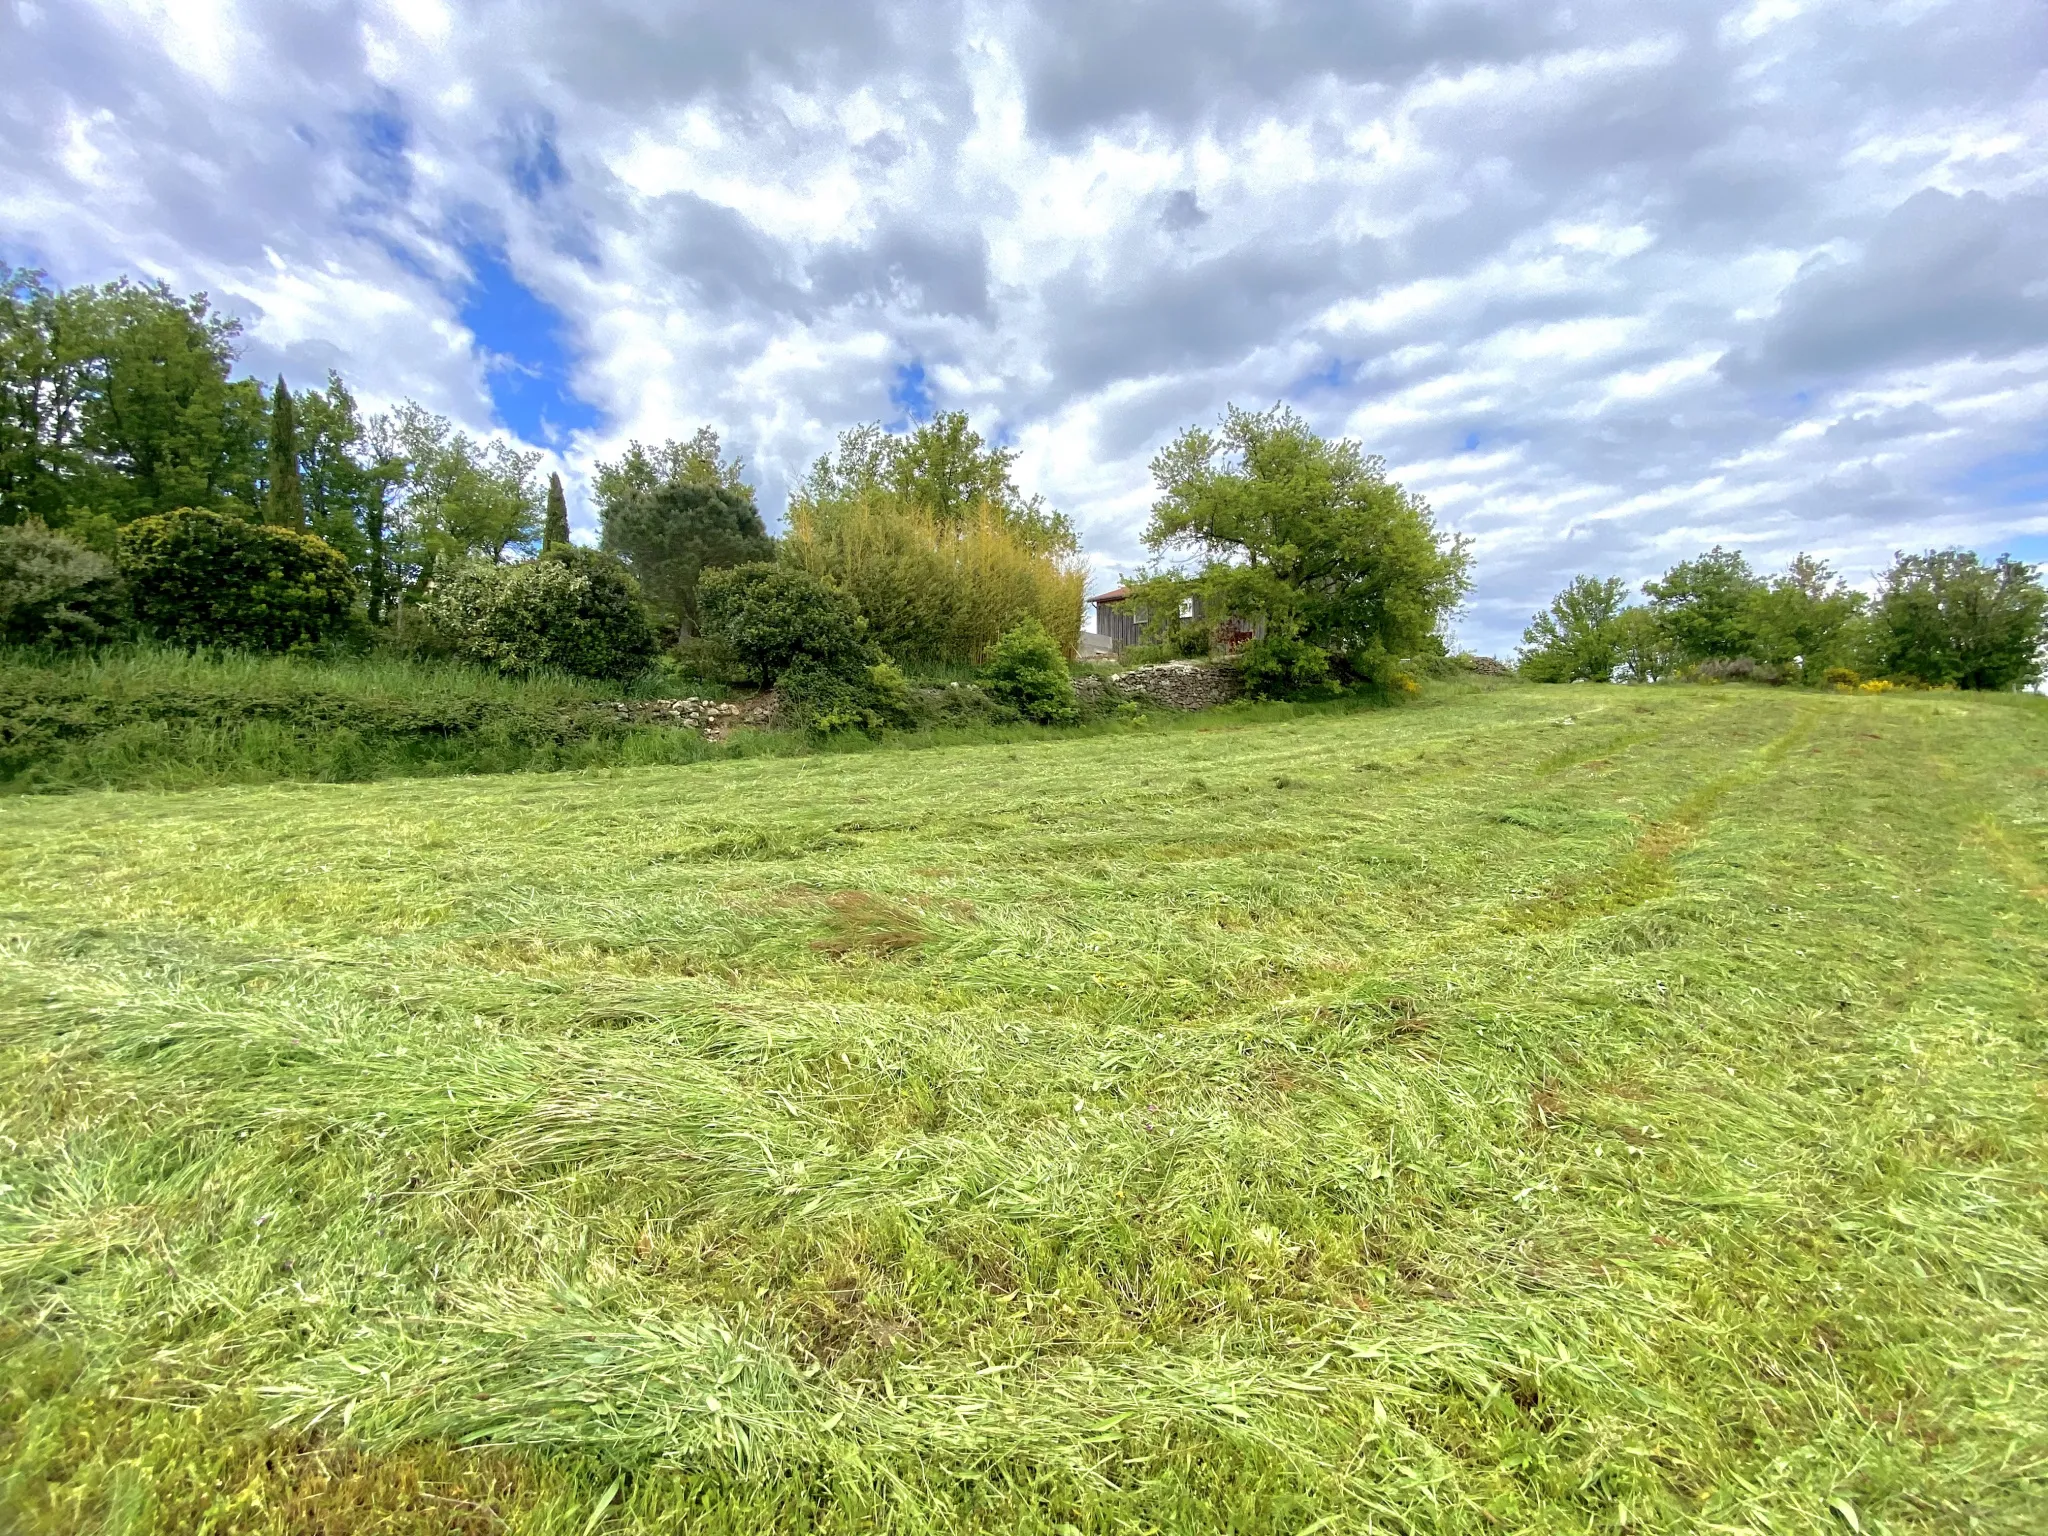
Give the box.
[1642,547,1764,662]
[1747,554,1867,672]
[699,563,868,687]
[1135,404,1470,662]
[543,472,570,550]
[265,376,304,529]
[1877,550,2045,690]
[593,427,750,513]
[600,478,772,641]
[118,508,357,652]
[1,270,262,530]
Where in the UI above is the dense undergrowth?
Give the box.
[2,684,2044,1533]
[0,644,1391,795]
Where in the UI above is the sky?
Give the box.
[4,0,2045,654]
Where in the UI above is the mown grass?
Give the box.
[2,683,2045,1533]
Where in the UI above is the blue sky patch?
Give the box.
[1951,443,2048,510]
[1288,357,1356,396]
[507,110,567,202]
[458,244,598,446]
[887,359,934,428]
[345,102,412,202]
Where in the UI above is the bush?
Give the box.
[981,618,1079,725]
[1686,657,1785,686]
[0,522,128,648]
[772,657,920,738]
[1823,666,1860,689]
[699,564,868,687]
[423,547,658,681]
[118,509,358,651]
[1241,631,1334,699]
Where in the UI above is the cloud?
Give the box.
[2,0,2044,645]
[1724,189,2048,383]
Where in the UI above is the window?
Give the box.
[1179,596,1197,620]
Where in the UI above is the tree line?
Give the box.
[0,267,1112,753]
[1520,547,2047,690]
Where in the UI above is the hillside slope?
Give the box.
[3,685,2045,1534]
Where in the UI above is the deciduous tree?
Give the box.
[1136,404,1470,673]
[1876,550,2045,690]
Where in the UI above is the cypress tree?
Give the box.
[544,471,571,549]
[266,376,305,528]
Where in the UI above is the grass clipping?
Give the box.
[2,682,2047,1534]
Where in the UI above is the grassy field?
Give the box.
[2,682,2045,1533]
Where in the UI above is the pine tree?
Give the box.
[266,376,305,528]
[543,471,571,549]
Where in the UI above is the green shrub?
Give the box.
[981,618,1079,724]
[0,522,128,648]
[1240,631,1334,699]
[117,508,357,651]
[1686,657,1784,686]
[1822,666,1861,689]
[423,547,658,682]
[772,657,921,739]
[700,563,869,687]
[864,660,918,729]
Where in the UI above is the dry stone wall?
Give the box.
[600,694,777,741]
[1077,660,1244,711]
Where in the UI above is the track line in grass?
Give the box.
[3,687,2046,1532]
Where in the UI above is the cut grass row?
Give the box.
[1,683,2045,1532]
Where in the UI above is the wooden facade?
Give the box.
[1088,589,1260,654]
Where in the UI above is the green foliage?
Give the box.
[117,508,357,651]
[0,645,717,792]
[423,547,658,681]
[795,411,1076,555]
[543,472,570,550]
[1239,629,1334,699]
[1747,554,1869,676]
[1612,604,1676,682]
[1518,575,1629,682]
[1876,549,2046,690]
[1141,404,1471,667]
[265,376,305,528]
[592,427,750,511]
[771,657,911,738]
[1642,547,1764,663]
[784,415,1083,666]
[368,401,543,589]
[981,617,1079,724]
[0,269,262,527]
[601,479,773,642]
[699,563,869,687]
[0,521,127,648]
[5,688,2046,1531]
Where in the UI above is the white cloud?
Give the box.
[3,0,2044,652]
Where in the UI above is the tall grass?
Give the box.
[0,642,1410,795]
[0,644,718,794]
[2,685,2045,1532]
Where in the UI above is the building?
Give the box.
[1088,588,1258,654]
